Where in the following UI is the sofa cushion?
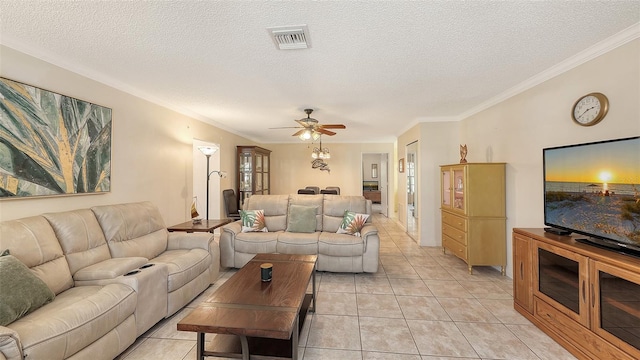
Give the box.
[44,209,112,275]
[150,249,211,292]
[234,231,279,254]
[92,202,168,259]
[288,194,324,231]
[0,216,74,295]
[322,196,368,232]
[277,232,320,254]
[240,209,268,233]
[0,254,55,326]
[318,232,365,256]
[286,205,317,233]
[8,284,136,360]
[337,211,370,237]
[244,195,289,231]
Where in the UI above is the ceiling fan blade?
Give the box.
[316,128,336,136]
[269,126,303,129]
[295,119,310,127]
[292,129,306,137]
[320,124,346,129]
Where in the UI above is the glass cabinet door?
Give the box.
[534,241,590,327]
[442,169,451,207]
[256,155,262,172]
[263,174,269,193]
[237,146,271,208]
[453,168,465,211]
[240,154,251,172]
[590,260,640,354]
[256,172,262,191]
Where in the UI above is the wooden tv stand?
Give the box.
[513,228,640,360]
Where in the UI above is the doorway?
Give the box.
[406,141,418,241]
[361,153,389,217]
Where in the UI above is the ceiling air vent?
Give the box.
[267,25,310,50]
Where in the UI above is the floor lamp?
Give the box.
[198,145,226,220]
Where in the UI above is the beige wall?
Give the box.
[267,142,396,214]
[419,122,460,246]
[396,122,459,246]
[398,39,639,276]
[0,45,258,223]
[461,39,639,277]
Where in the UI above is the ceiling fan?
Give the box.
[270,109,346,140]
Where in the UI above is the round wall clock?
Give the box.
[571,92,609,126]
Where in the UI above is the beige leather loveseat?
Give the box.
[220,194,379,273]
[0,202,219,360]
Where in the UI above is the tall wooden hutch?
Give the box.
[440,163,506,274]
[237,146,271,209]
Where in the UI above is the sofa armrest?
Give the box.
[167,232,220,283]
[73,257,149,282]
[221,221,242,237]
[361,224,378,251]
[0,326,23,360]
[219,221,242,268]
[167,232,213,251]
[361,224,378,237]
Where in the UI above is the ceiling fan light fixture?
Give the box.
[299,130,312,140]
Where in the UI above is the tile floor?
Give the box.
[116,214,577,360]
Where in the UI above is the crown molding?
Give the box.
[457,22,640,121]
[0,34,253,142]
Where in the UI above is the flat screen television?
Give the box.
[543,136,640,257]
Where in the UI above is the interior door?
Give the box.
[406,141,418,241]
[380,153,388,217]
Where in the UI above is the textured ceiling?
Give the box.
[1,1,638,143]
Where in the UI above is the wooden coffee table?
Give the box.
[177,253,317,360]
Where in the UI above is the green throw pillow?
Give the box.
[0,254,55,326]
[337,210,370,237]
[240,209,268,233]
[286,205,317,233]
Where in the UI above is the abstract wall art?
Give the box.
[0,78,112,198]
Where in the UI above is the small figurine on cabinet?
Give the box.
[460,144,468,164]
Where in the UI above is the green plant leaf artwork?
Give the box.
[0,78,112,198]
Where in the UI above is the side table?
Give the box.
[167,219,233,233]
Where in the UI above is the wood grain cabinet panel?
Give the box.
[513,228,640,360]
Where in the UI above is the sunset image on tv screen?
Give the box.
[544,137,640,245]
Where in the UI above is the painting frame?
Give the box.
[0,77,112,199]
[399,158,405,173]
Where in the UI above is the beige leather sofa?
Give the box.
[220,194,379,273]
[0,202,219,360]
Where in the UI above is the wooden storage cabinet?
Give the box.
[440,163,506,274]
[362,190,381,203]
[513,228,640,360]
[237,146,271,208]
